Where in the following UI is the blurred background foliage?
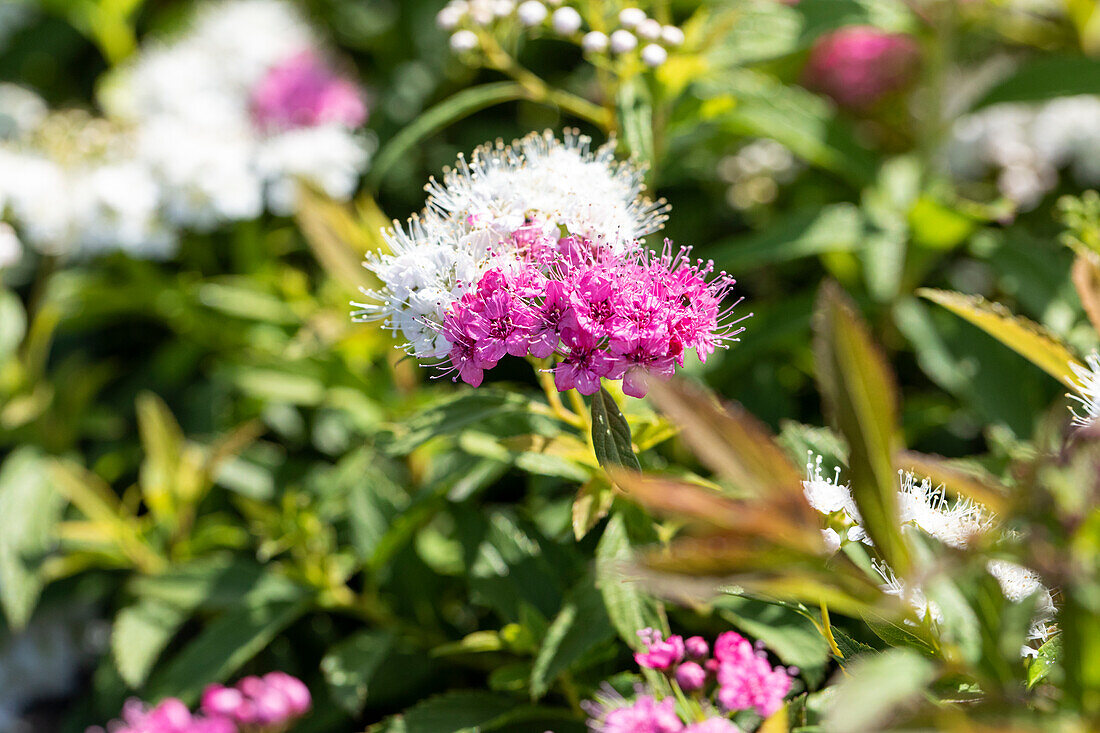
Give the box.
[3,0,1100,730]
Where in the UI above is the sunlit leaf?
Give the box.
[590,387,641,471]
[822,648,936,732]
[919,288,1083,389]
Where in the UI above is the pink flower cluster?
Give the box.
[583,629,793,732]
[440,232,741,397]
[801,26,921,110]
[251,50,367,131]
[89,673,310,733]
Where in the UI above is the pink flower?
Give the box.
[200,685,244,718]
[684,636,709,659]
[675,661,708,692]
[713,632,754,665]
[601,696,684,733]
[263,672,312,716]
[251,50,367,131]
[715,641,792,718]
[802,26,920,109]
[554,328,614,395]
[635,628,686,670]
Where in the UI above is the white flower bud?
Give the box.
[0,224,22,268]
[450,29,479,52]
[551,6,582,34]
[545,0,562,4]
[436,5,465,29]
[517,0,547,25]
[641,43,667,67]
[618,7,646,29]
[581,30,609,52]
[492,0,516,16]
[637,18,661,40]
[609,29,637,53]
[660,25,685,46]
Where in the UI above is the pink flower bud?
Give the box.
[200,684,244,718]
[684,636,709,659]
[263,672,312,716]
[675,661,708,692]
[802,26,920,109]
[634,632,686,670]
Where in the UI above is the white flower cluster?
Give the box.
[439,2,684,68]
[803,454,1055,654]
[0,0,370,262]
[946,95,1100,210]
[354,129,668,358]
[717,139,801,211]
[1067,351,1100,427]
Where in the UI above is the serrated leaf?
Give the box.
[0,448,62,628]
[321,629,396,714]
[590,388,641,471]
[814,282,909,573]
[530,574,614,699]
[1028,634,1061,689]
[919,288,1083,389]
[595,513,661,649]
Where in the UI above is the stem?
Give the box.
[559,672,585,717]
[819,599,845,660]
[476,31,613,130]
[529,357,583,427]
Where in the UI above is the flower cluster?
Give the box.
[0,0,369,262]
[946,95,1100,209]
[439,237,740,396]
[582,628,793,732]
[801,26,921,110]
[439,2,684,68]
[89,672,310,733]
[803,454,1056,654]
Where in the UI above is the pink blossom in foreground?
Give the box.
[683,720,742,733]
[86,698,235,733]
[802,26,920,109]
[251,50,367,131]
[599,696,684,733]
[435,229,744,397]
[714,632,792,718]
[675,661,708,692]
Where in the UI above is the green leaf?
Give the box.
[0,288,26,364]
[112,598,191,688]
[530,574,615,699]
[590,388,641,471]
[595,513,661,648]
[974,56,1100,108]
[366,82,530,188]
[384,390,530,455]
[321,629,396,714]
[814,282,909,573]
[711,204,863,271]
[0,449,61,628]
[616,80,655,177]
[822,648,936,732]
[1028,634,1061,689]
[147,595,309,703]
[571,478,614,541]
[715,595,831,674]
[371,691,518,733]
[696,69,877,187]
[918,288,1083,389]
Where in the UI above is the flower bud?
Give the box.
[618,7,646,29]
[802,26,920,109]
[637,18,662,40]
[609,29,637,53]
[641,43,667,67]
[582,30,609,52]
[449,29,479,53]
[517,1,548,26]
[551,6,582,34]
[675,661,708,692]
[661,25,685,46]
[201,684,245,718]
[684,636,709,659]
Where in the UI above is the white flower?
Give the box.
[437,4,465,29]
[517,0,547,26]
[1068,351,1100,427]
[636,18,662,41]
[551,6,582,35]
[896,470,993,549]
[422,129,668,244]
[450,29,479,52]
[0,84,46,139]
[609,29,637,54]
[802,453,859,519]
[0,223,21,268]
[641,43,667,68]
[874,560,944,625]
[582,30,609,52]
[618,7,646,29]
[661,25,685,47]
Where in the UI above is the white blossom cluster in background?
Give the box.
[803,454,1056,655]
[0,0,371,264]
[717,139,802,211]
[355,129,669,359]
[438,1,684,68]
[945,95,1100,210]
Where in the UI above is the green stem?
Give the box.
[529,357,583,427]
[476,31,613,131]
